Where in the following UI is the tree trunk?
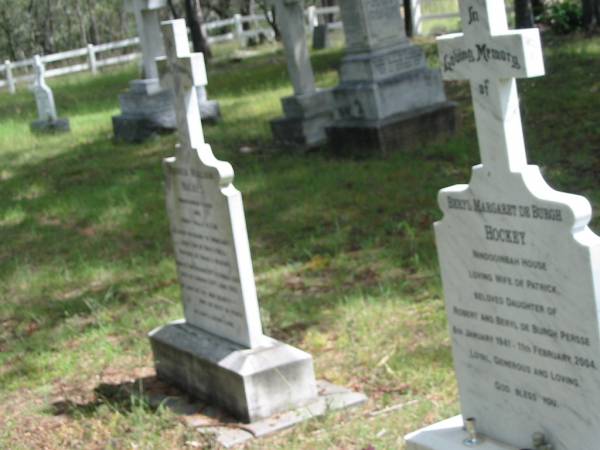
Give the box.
[514,0,534,28]
[582,0,600,30]
[86,0,99,44]
[0,9,16,60]
[184,0,212,58]
[261,3,279,40]
[531,0,544,18]
[322,0,336,23]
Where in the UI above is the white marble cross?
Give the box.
[159,19,265,348]
[127,0,166,80]
[270,0,316,96]
[157,19,207,152]
[437,0,544,173]
[32,55,58,122]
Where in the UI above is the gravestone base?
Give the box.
[112,116,172,143]
[312,24,329,50]
[327,101,457,156]
[405,416,518,450]
[198,99,221,124]
[270,89,334,149]
[149,320,319,423]
[30,118,70,133]
[112,79,176,142]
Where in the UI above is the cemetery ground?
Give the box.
[2,33,600,449]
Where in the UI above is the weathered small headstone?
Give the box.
[326,0,456,155]
[405,1,600,449]
[196,81,221,124]
[112,0,176,142]
[269,0,334,149]
[312,24,330,50]
[30,55,70,133]
[149,21,365,438]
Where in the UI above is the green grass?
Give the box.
[1,32,600,448]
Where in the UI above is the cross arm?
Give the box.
[437,28,544,81]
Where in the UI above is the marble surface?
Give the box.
[339,0,407,53]
[127,0,167,80]
[405,416,518,450]
[272,0,315,96]
[32,55,57,122]
[431,1,600,449]
[149,320,317,423]
[160,19,263,348]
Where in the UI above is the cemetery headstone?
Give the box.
[312,24,330,50]
[269,0,334,149]
[149,21,365,433]
[112,0,177,142]
[405,1,600,449]
[30,55,70,133]
[326,0,456,155]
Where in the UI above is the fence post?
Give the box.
[411,0,423,36]
[307,6,317,37]
[4,60,15,94]
[87,44,98,75]
[233,14,245,47]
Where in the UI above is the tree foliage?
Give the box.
[0,0,131,60]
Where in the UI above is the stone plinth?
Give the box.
[405,416,518,450]
[113,79,175,142]
[328,0,455,155]
[271,89,333,149]
[149,320,317,423]
[30,118,70,133]
[327,101,456,156]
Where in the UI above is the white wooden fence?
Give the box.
[0,37,141,93]
[0,12,274,94]
[0,1,486,94]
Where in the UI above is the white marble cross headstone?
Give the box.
[128,0,166,80]
[434,1,600,449]
[32,55,58,122]
[159,19,264,348]
[270,0,316,96]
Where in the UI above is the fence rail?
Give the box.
[0,11,275,94]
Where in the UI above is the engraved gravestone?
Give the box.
[326,0,456,155]
[405,1,600,449]
[269,0,334,149]
[30,55,70,133]
[148,19,319,423]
